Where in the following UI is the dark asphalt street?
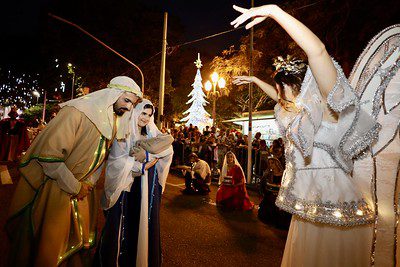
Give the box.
[0,165,287,267]
[161,173,287,267]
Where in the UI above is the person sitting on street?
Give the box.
[182,153,211,195]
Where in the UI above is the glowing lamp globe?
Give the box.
[218,77,226,89]
[211,72,219,83]
[204,81,212,92]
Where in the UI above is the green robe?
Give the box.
[6,106,112,267]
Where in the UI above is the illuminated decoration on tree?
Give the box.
[0,58,82,110]
[0,70,43,109]
[180,53,212,131]
[51,59,81,94]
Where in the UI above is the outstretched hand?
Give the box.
[231,5,274,29]
[232,76,254,85]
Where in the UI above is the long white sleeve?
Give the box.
[103,139,145,209]
[41,162,81,195]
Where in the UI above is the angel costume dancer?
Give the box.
[95,99,173,267]
[351,25,400,267]
[5,76,142,267]
[231,4,381,266]
[274,60,379,267]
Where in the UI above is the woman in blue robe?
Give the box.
[95,99,173,267]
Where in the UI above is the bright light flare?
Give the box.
[32,90,40,97]
[204,81,212,92]
[218,77,226,89]
[211,72,219,83]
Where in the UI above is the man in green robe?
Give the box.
[6,76,143,267]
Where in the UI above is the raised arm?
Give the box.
[232,76,278,102]
[231,4,337,99]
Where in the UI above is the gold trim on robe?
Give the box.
[6,106,116,267]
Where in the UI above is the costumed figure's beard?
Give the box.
[113,103,129,116]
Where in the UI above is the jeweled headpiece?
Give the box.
[273,55,307,76]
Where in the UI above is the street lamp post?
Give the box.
[32,90,40,104]
[205,72,225,126]
[71,72,75,100]
[210,72,218,126]
[68,63,75,100]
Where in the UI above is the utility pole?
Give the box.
[246,0,254,184]
[42,91,47,122]
[158,12,168,128]
[71,72,75,100]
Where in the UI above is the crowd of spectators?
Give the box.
[169,123,285,186]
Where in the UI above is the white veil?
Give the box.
[129,99,161,147]
[218,151,245,185]
[59,88,131,140]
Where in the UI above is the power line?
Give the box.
[48,13,145,91]
[134,0,326,70]
[132,26,245,68]
[293,0,324,11]
[173,26,245,48]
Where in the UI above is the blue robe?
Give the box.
[95,165,162,266]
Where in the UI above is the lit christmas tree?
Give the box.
[180,54,212,131]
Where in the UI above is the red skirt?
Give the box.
[216,184,254,211]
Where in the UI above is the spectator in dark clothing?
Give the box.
[235,132,246,146]
[183,153,211,195]
[203,125,211,137]
[252,132,262,149]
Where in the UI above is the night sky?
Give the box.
[1,0,399,71]
[154,0,245,53]
[0,0,247,68]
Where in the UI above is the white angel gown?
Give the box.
[351,24,400,267]
[275,60,380,267]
